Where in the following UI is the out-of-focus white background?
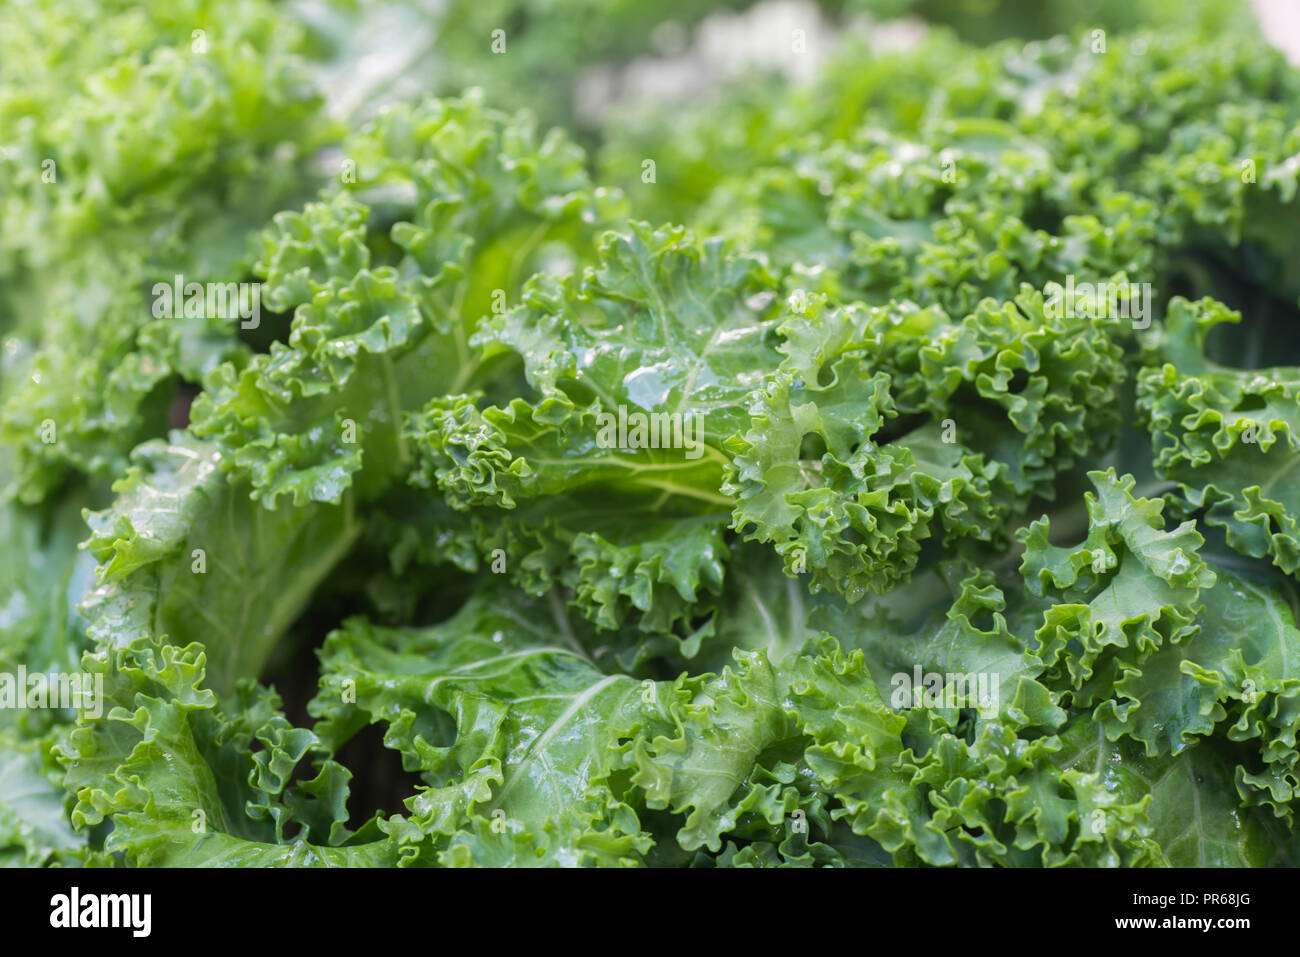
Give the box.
[322,0,1300,126]
[1255,0,1300,62]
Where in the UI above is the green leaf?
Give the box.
[81,434,361,695]
[1138,297,1300,578]
[311,589,654,866]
